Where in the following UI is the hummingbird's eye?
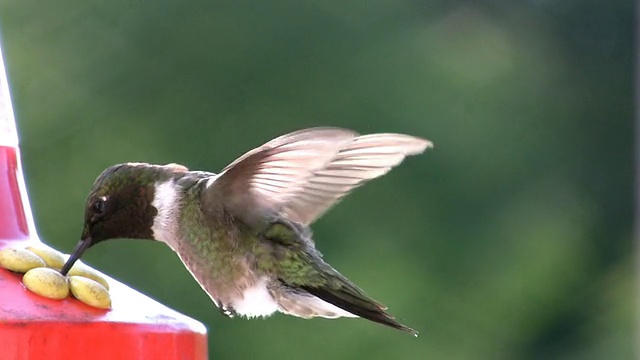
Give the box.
[92,197,107,215]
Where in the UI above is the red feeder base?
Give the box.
[0,262,209,359]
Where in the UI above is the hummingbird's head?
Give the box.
[60,162,187,275]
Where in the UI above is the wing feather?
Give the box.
[209,128,432,226]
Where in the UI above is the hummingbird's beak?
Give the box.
[60,237,92,275]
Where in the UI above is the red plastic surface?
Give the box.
[0,145,209,360]
[0,146,27,239]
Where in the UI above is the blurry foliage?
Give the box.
[0,0,633,359]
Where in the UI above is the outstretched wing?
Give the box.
[208,127,432,226]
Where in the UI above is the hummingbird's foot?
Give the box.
[219,304,238,318]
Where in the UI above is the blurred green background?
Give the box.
[0,0,634,359]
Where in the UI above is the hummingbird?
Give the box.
[60,127,431,335]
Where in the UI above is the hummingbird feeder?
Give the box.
[0,44,208,360]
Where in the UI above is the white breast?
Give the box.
[152,179,280,319]
[151,180,181,248]
[232,278,279,318]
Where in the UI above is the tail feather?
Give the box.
[300,284,418,336]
